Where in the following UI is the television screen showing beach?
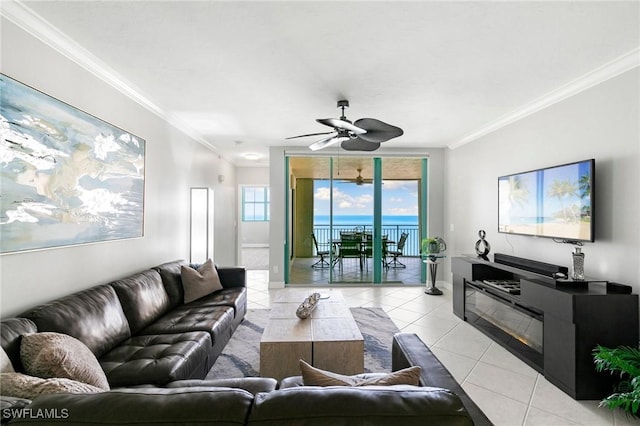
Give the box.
[498,160,593,241]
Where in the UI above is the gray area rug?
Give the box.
[206,307,400,379]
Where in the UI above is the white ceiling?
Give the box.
[4,1,639,166]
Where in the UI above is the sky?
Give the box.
[313,180,419,217]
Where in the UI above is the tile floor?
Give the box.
[245,269,639,426]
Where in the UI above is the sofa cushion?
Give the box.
[0,372,103,400]
[140,305,234,345]
[110,269,171,334]
[184,287,247,322]
[20,285,131,358]
[15,387,254,425]
[154,260,190,310]
[1,318,38,372]
[21,332,110,390]
[99,331,211,387]
[181,259,223,303]
[299,360,420,387]
[248,385,473,426]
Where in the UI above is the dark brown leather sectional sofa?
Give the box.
[1,260,247,387]
[1,259,492,425]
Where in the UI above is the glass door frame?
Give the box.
[285,153,429,286]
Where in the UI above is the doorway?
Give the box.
[287,156,427,285]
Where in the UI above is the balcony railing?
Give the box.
[312,224,420,257]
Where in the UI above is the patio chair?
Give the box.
[338,232,363,271]
[386,232,409,269]
[362,233,390,270]
[311,233,335,269]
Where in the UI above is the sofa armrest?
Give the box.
[392,333,493,426]
[249,385,473,425]
[217,267,246,289]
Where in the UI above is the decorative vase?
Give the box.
[572,247,585,281]
[428,241,440,254]
[296,292,321,319]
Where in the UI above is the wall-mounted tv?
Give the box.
[498,159,595,242]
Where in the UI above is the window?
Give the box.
[242,187,270,221]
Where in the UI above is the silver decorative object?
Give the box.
[296,292,321,319]
[475,229,491,260]
[572,247,585,281]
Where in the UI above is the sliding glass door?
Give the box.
[287,155,427,286]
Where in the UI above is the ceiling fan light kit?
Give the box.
[286,100,403,151]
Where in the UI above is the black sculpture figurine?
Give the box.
[475,229,491,260]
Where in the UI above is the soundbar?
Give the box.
[493,253,568,278]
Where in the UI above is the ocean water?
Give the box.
[314,215,418,226]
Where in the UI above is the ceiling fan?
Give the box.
[286,100,403,151]
[350,168,372,186]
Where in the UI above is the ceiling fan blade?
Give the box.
[353,118,403,143]
[285,131,335,140]
[340,138,381,152]
[316,118,367,135]
[309,136,350,151]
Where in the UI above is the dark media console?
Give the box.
[452,254,639,400]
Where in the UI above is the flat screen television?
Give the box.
[498,159,595,242]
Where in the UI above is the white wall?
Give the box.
[445,68,639,291]
[0,19,236,318]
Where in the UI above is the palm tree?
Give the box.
[547,179,578,221]
[579,174,591,199]
[508,176,529,207]
[578,174,592,219]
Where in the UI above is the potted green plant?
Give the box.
[421,237,446,255]
[592,344,640,416]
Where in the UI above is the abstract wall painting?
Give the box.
[0,74,145,254]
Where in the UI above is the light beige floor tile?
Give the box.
[465,361,536,404]
[462,382,528,426]
[412,309,461,330]
[430,346,478,384]
[385,307,427,324]
[531,376,614,425]
[433,322,493,360]
[401,317,459,346]
[480,342,539,378]
[247,301,269,310]
[525,407,581,426]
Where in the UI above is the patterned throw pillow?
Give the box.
[299,359,421,386]
[181,259,223,303]
[0,346,15,373]
[20,332,110,390]
[0,372,102,400]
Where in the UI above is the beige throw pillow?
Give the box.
[299,359,421,386]
[20,332,110,390]
[181,259,223,303]
[0,372,102,400]
[1,346,15,373]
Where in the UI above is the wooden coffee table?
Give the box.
[260,289,364,381]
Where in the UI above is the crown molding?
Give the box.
[0,0,217,153]
[449,47,640,150]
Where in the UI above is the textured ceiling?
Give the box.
[7,1,639,166]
